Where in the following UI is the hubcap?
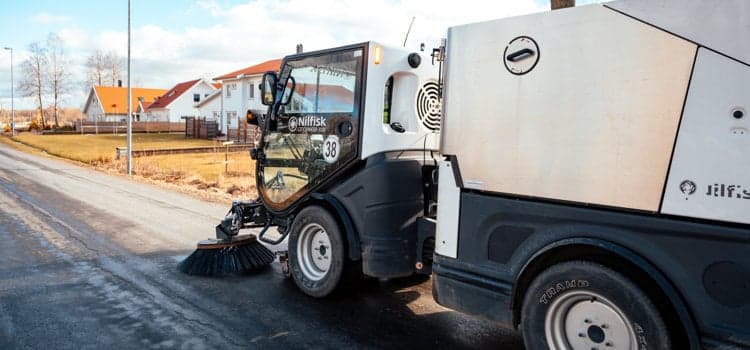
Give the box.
[297,223,332,281]
[545,290,637,350]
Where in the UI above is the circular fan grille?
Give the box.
[416,81,441,131]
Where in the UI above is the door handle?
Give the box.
[337,120,353,137]
[506,48,535,62]
[390,122,405,133]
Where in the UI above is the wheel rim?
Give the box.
[545,290,637,350]
[296,223,332,281]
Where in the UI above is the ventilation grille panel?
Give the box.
[416,81,441,131]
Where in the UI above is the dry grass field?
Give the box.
[1,133,258,203]
[12,132,218,163]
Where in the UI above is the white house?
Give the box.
[211,59,281,135]
[145,78,218,122]
[82,86,166,122]
[194,89,223,121]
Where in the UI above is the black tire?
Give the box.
[520,261,671,350]
[288,205,358,298]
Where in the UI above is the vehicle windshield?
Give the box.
[259,48,363,211]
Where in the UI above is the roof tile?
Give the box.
[214,59,282,80]
[94,86,167,114]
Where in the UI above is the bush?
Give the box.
[28,118,41,131]
[3,124,9,133]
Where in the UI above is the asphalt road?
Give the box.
[0,142,523,350]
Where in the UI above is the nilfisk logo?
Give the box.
[679,180,696,196]
[680,180,750,200]
[287,116,326,132]
[705,183,750,200]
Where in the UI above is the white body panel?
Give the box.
[608,0,750,65]
[360,42,439,159]
[440,5,695,211]
[661,49,750,225]
[435,161,459,258]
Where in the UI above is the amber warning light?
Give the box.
[374,45,382,65]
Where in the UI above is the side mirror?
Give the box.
[280,77,296,106]
[261,72,277,106]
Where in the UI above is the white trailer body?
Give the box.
[248,1,748,348]
[433,1,750,349]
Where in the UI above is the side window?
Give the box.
[383,76,393,124]
[280,61,358,115]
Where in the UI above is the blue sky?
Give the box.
[1,0,247,51]
[0,0,601,111]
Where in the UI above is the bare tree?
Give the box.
[551,0,575,10]
[19,42,48,129]
[104,50,123,86]
[85,49,107,89]
[47,33,71,128]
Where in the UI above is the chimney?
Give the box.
[117,80,122,87]
[296,44,303,54]
[551,0,575,10]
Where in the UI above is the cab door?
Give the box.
[258,45,365,212]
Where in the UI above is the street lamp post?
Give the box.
[127,0,132,175]
[3,47,14,137]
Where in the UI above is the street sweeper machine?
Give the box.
[179,0,750,348]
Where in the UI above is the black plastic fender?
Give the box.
[310,193,362,261]
[511,237,700,349]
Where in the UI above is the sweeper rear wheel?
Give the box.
[178,234,276,276]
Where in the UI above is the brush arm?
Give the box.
[215,198,270,241]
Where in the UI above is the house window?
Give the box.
[193,93,200,102]
[226,83,236,98]
[249,84,255,99]
[227,111,237,125]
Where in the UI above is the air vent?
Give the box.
[416,81,441,131]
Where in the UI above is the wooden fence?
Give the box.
[115,144,253,159]
[227,117,257,144]
[184,117,219,139]
[77,121,184,134]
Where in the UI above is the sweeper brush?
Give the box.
[178,234,275,276]
[178,199,279,276]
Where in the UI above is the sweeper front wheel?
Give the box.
[288,205,359,298]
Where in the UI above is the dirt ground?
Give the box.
[0,133,257,204]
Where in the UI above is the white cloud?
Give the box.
[30,12,71,25]
[121,0,547,88]
[3,0,550,110]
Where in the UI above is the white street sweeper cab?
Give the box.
[198,1,749,348]
[251,42,441,296]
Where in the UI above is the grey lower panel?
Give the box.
[432,259,514,327]
[444,191,750,347]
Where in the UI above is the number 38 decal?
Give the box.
[323,135,340,164]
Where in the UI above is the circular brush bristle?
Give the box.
[178,240,275,276]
